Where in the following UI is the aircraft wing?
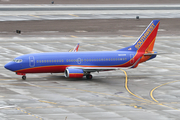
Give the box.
[67,66,122,72]
[68,57,142,71]
[69,43,79,52]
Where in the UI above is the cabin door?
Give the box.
[29,56,35,67]
[76,58,81,64]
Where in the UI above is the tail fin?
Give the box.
[69,43,79,52]
[118,20,160,52]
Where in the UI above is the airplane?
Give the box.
[4,20,160,80]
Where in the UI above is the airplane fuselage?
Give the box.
[5,51,139,73]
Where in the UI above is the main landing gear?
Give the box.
[86,74,93,80]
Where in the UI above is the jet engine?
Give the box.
[64,68,84,78]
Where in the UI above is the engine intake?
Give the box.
[64,68,84,78]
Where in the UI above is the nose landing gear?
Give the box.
[16,73,26,80]
[22,75,26,80]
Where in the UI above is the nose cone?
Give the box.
[4,62,16,71]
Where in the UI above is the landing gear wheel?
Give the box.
[86,74,93,80]
[22,75,26,80]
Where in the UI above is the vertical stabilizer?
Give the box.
[134,20,160,52]
[118,20,160,52]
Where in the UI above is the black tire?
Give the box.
[86,74,93,80]
[22,76,26,80]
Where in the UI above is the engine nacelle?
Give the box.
[64,68,84,78]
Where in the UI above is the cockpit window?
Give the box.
[13,59,22,63]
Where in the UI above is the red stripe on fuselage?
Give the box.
[15,61,136,73]
[16,65,67,73]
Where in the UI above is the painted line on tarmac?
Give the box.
[120,69,153,103]
[16,103,143,110]
[121,35,135,38]
[16,107,44,120]
[39,100,57,104]
[150,80,180,103]
[68,14,79,17]
[70,35,78,38]
[120,69,180,111]
[29,15,40,18]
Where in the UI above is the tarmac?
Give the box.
[1,30,180,120]
[0,18,179,36]
[0,0,180,4]
[1,1,180,120]
[1,5,180,21]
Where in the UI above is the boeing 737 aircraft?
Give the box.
[4,20,160,80]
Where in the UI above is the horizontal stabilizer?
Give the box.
[144,53,157,56]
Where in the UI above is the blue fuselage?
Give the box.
[5,51,137,73]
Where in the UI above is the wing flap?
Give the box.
[67,66,121,72]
